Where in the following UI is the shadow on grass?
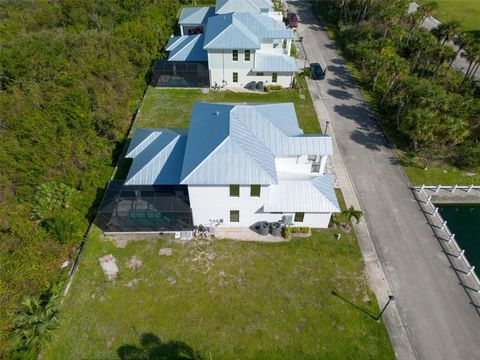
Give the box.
[118,333,203,360]
[331,290,377,320]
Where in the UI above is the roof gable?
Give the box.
[166,34,207,62]
[215,0,272,14]
[125,129,187,185]
[179,6,215,25]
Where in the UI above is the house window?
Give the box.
[272,72,278,83]
[232,72,239,83]
[230,184,239,197]
[294,212,304,222]
[230,210,240,222]
[250,185,261,197]
[244,50,251,61]
[256,72,264,76]
[232,50,238,61]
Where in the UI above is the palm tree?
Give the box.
[451,32,474,67]
[431,20,461,45]
[342,206,363,224]
[431,44,456,79]
[399,108,438,151]
[12,283,62,353]
[461,42,480,84]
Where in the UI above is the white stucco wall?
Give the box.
[188,185,332,228]
[208,49,294,88]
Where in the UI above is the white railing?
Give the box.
[418,184,480,193]
[415,185,480,294]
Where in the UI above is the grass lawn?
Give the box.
[134,81,320,134]
[44,191,394,359]
[418,0,480,33]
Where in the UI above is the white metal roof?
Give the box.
[166,35,208,62]
[124,129,187,185]
[253,52,300,72]
[178,6,215,25]
[264,175,340,213]
[179,103,333,185]
[215,0,273,14]
[204,12,294,50]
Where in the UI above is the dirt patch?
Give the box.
[159,248,173,256]
[99,254,119,280]
[127,255,143,270]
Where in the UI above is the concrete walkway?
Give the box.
[287,1,480,359]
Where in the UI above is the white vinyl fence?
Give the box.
[416,185,480,294]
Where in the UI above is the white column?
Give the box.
[319,155,327,174]
[180,26,184,36]
[287,39,292,56]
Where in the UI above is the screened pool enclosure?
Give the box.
[151,61,209,88]
[95,181,193,233]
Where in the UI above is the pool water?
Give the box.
[438,204,480,268]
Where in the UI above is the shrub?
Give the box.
[283,226,311,238]
[265,84,283,92]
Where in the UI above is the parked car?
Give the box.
[309,63,326,80]
[287,12,299,28]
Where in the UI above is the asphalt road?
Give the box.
[287,1,480,359]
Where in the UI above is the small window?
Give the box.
[233,72,238,83]
[232,50,238,61]
[244,50,251,61]
[294,212,304,222]
[250,185,261,197]
[230,184,239,197]
[272,72,278,83]
[230,210,240,222]
[256,72,264,76]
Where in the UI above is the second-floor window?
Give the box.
[272,73,278,83]
[230,184,239,197]
[232,50,238,61]
[250,185,261,197]
[233,72,238,83]
[244,50,251,61]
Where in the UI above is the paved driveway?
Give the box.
[287,1,480,359]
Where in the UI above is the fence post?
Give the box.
[441,220,447,230]
[420,184,425,192]
[452,185,457,193]
[435,185,441,193]
[433,207,439,216]
[468,266,475,275]
[457,250,465,259]
[467,185,473,193]
[448,234,455,243]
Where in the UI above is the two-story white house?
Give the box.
[123,103,339,229]
[165,0,298,88]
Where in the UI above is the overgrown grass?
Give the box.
[135,80,320,133]
[44,222,393,359]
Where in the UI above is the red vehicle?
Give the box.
[287,12,299,28]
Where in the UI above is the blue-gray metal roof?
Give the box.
[264,175,340,213]
[215,0,273,14]
[204,12,294,50]
[180,103,333,185]
[179,6,215,25]
[125,129,187,185]
[253,52,299,72]
[166,35,208,62]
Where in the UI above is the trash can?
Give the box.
[259,221,269,235]
[270,222,282,236]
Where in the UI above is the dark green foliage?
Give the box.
[311,0,480,168]
[0,0,179,353]
[11,283,62,356]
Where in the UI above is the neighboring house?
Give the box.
[123,103,339,229]
[164,0,298,89]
